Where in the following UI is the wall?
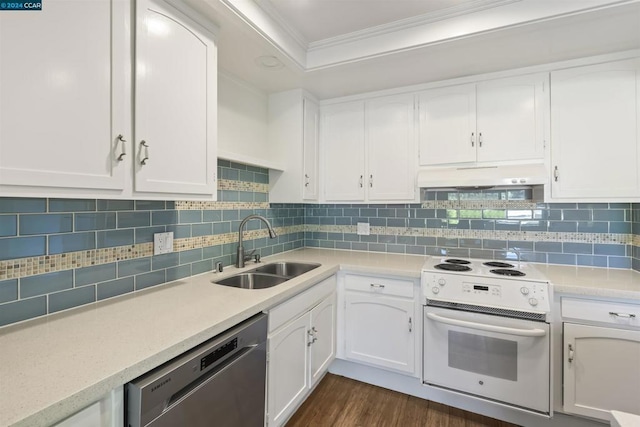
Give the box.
[0,161,303,327]
[305,189,633,269]
[1,175,638,328]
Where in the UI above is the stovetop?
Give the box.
[421,256,552,314]
[422,256,549,282]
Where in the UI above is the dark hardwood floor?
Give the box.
[286,374,519,427]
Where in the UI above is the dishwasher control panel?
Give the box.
[201,338,237,371]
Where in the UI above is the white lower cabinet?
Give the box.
[53,387,123,427]
[341,274,417,376]
[562,298,640,421]
[267,276,336,427]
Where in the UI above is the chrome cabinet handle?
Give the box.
[470,132,475,147]
[370,283,385,289]
[116,134,127,161]
[609,311,636,318]
[568,343,574,364]
[140,140,149,165]
[304,174,310,187]
[408,317,412,333]
[478,132,483,147]
[359,175,363,188]
[369,174,373,188]
[554,166,559,182]
[312,326,318,333]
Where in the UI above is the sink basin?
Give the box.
[252,262,321,278]
[215,273,289,289]
[213,262,321,289]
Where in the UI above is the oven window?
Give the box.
[448,331,518,381]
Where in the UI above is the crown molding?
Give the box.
[308,0,519,51]
[255,0,310,49]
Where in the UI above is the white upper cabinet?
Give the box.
[134,0,217,197]
[0,0,217,200]
[419,73,547,167]
[268,90,319,203]
[303,99,320,201]
[476,74,546,163]
[366,94,416,201]
[321,95,416,202]
[418,84,476,166]
[0,0,129,196]
[550,58,640,201]
[321,101,366,201]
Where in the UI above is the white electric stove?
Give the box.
[421,256,552,317]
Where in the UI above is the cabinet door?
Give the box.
[302,98,319,200]
[551,59,640,199]
[366,94,416,201]
[0,0,128,192]
[53,386,123,427]
[344,292,415,374]
[564,323,640,420]
[321,102,365,201]
[135,0,217,196]
[418,84,476,166]
[476,73,547,163]
[309,293,336,388]
[267,314,310,427]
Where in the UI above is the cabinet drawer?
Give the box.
[269,275,336,334]
[562,297,640,329]
[344,274,415,298]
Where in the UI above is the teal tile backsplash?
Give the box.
[0,164,639,328]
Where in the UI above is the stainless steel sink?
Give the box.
[252,262,321,278]
[215,273,289,289]
[213,262,321,289]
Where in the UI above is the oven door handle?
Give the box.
[426,313,547,337]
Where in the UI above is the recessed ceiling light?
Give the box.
[256,55,284,70]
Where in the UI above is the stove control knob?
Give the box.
[520,287,530,295]
[438,278,446,286]
[432,287,440,294]
[528,297,538,306]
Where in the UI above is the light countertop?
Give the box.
[1,247,639,427]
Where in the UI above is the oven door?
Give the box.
[424,306,550,414]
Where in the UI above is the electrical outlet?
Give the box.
[153,232,174,255]
[356,222,370,236]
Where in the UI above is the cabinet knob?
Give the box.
[568,343,574,364]
[116,134,127,161]
[140,140,150,165]
[609,311,636,318]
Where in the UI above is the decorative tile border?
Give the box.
[0,225,303,281]
[422,200,539,209]
[175,201,270,210]
[306,224,632,245]
[217,179,268,193]
[633,234,640,246]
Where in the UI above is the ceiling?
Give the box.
[182,0,640,99]
[264,0,476,44]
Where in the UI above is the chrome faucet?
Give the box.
[236,214,277,268]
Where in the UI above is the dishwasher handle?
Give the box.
[426,312,547,337]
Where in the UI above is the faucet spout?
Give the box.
[236,214,278,268]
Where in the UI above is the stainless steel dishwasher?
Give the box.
[126,313,267,427]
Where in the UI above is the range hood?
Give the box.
[417,164,548,189]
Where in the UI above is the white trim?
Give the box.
[319,49,640,105]
[308,0,519,51]
[255,0,309,49]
